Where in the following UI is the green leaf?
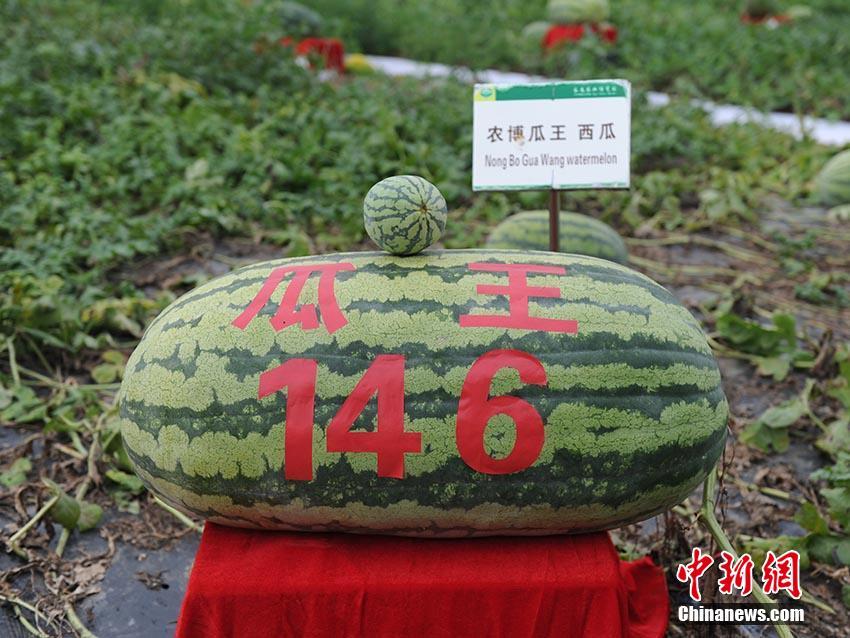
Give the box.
[807,534,850,566]
[795,502,829,535]
[755,355,791,381]
[105,469,145,494]
[90,363,119,384]
[842,584,850,609]
[0,384,12,410]
[113,490,141,514]
[760,397,808,428]
[815,418,850,458]
[715,311,798,357]
[0,457,32,488]
[101,349,125,366]
[740,394,806,453]
[740,535,809,570]
[829,344,850,409]
[44,479,81,530]
[740,419,790,453]
[111,438,134,472]
[820,487,850,529]
[77,501,103,532]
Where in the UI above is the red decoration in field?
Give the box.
[591,22,619,44]
[543,24,586,49]
[278,36,345,72]
[459,262,578,334]
[456,349,547,474]
[740,13,792,26]
[232,262,355,334]
[543,23,618,50]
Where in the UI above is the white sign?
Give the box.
[472,80,631,191]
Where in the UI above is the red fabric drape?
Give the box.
[175,523,668,638]
[278,37,345,72]
[542,23,618,50]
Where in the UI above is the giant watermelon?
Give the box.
[118,250,727,536]
[486,211,628,265]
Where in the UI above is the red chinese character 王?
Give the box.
[717,551,754,596]
[676,548,715,602]
[762,550,801,599]
[459,262,578,334]
[232,262,355,334]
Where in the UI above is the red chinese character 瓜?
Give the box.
[459,263,578,334]
[232,262,355,334]
[676,548,715,602]
[762,550,801,599]
[717,551,754,596]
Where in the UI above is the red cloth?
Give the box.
[278,37,345,72]
[176,523,668,638]
[591,23,619,44]
[740,13,792,25]
[543,23,618,50]
[543,24,586,49]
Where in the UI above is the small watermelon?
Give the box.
[119,249,727,536]
[521,21,553,46]
[814,150,850,207]
[363,175,448,256]
[744,0,780,19]
[828,204,850,221]
[279,1,324,37]
[486,211,628,264]
[547,0,609,24]
[786,5,813,20]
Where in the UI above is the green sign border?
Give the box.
[473,181,630,192]
[475,80,629,102]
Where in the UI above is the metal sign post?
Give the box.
[549,189,560,252]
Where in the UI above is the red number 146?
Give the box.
[258,349,548,480]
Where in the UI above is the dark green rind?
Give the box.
[119,249,727,536]
[486,211,628,264]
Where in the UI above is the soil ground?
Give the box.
[3,202,849,637]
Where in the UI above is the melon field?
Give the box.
[2,1,850,636]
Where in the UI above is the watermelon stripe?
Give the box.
[147,252,663,324]
[123,419,724,509]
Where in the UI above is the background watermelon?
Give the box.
[744,0,780,19]
[521,20,553,46]
[278,1,324,37]
[547,0,610,24]
[814,149,850,207]
[485,210,629,265]
[363,175,448,256]
[119,249,727,537]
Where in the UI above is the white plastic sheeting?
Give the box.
[364,55,850,147]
